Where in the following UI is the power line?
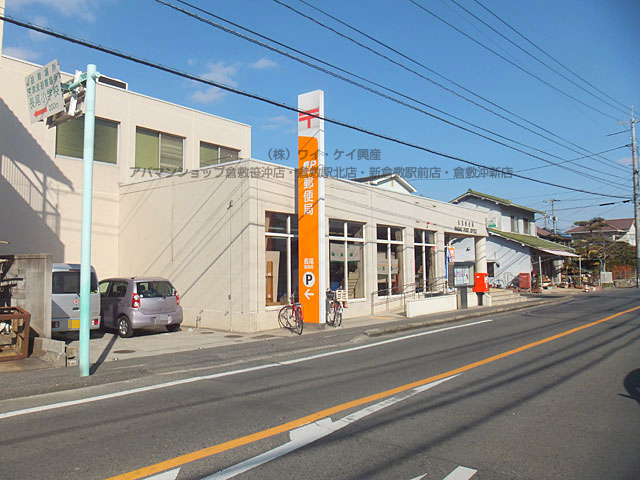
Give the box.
[449,0,629,117]
[283,0,629,176]
[471,0,629,112]
[553,199,631,212]
[161,0,631,191]
[409,0,620,122]
[516,145,629,173]
[0,13,631,200]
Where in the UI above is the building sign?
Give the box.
[25,59,64,124]
[454,219,478,234]
[298,90,325,324]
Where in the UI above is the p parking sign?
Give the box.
[25,59,64,124]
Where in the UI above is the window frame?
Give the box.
[55,116,119,165]
[376,224,404,297]
[199,141,240,168]
[414,229,436,293]
[135,127,184,172]
[328,219,366,300]
[265,212,298,307]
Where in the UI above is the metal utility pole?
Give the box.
[544,199,560,234]
[630,107,640,288]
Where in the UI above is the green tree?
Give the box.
[571,217,635,269]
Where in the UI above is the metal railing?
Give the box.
[489,273,519,289]
[370,276,450,315]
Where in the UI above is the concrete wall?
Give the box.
[118,160,257,332]
[0,253,52,337]
[0,55,251,280]
[406,294,456,317]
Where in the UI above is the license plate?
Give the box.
[155,314,169,324]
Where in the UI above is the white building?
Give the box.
[450,190,576,287]
[2,55,490,333]
[566,218,636,246]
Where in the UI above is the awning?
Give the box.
[539,248,579,258]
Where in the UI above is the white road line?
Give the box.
[408,475,427,480]
[0,364,280,420]
[0,319,491,420]
[202,375,461,480]
[443,465,477,480]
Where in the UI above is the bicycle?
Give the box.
[278,294,304,335]
[326,289,346,327]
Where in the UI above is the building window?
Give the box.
[200,141,240,167]
[328,219,365,300]
[55,116,118,164]
[135,127,183,171]
[510,216,518,233]
[523,218,530,235]
[265,212,298,306]
[414,229,436,292]
[377,225,404,296]
[487,262,495,277]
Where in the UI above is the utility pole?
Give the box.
[0,0,5,59]
[630,107,640,288]
[544,199,560,234]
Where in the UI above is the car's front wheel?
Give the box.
[166,324,180,332]
[117,316,133,338]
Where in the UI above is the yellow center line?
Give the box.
[106,304,640,480]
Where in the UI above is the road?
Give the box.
[1,289,639,479]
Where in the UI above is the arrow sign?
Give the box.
[304,289,314,300]
[34,107,48,118]
[145,467,180,479]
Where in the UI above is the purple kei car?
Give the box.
[98,277,183,338]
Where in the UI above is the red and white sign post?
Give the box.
[297,90,326,324]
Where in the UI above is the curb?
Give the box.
[363,296,571,337]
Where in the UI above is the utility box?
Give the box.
[519,273,531,290]
[472,272,489,293]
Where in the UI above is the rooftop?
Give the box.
[450,189,544,214]
[566,218,634,234]
[489,228,574,252]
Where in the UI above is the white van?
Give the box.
[51,263,101,333]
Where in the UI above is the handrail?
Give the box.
[370,275,450,315]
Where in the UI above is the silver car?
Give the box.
[99,277,183,338]
[51,263,101,333]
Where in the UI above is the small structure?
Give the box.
[450,189,577,289]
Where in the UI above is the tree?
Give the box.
[571,217,635,269]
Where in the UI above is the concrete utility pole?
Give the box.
[0,0,5,59]
[630,107,640,288]
[544,199,560,234]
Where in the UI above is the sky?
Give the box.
[2,0,640,232]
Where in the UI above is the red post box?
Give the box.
[473,272,489,293]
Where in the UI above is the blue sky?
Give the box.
[2,0,639,231]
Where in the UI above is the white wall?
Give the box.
[0,55,251,281]
[453,233,531,287]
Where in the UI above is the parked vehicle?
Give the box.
[99,277,183,338]
[51,263,101,333]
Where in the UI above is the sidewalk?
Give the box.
[0,291,575,376]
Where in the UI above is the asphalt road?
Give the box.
[1,289,639,480]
